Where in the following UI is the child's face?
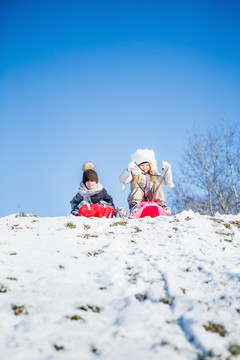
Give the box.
[85,180,97,189]
[139,163,150,173]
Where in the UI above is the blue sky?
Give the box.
[1,0,240,217]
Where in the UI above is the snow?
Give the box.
[0,211,240,359]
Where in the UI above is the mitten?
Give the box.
[162,161,174,187]
[128,161,142,175]
[162,161,171,171]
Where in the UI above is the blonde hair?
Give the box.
[132,163,157,186]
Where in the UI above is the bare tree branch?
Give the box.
[171,121,240,215]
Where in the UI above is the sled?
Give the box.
[77,204,114,218]
[131,202,168,219]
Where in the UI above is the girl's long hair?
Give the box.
[132,163,158,186]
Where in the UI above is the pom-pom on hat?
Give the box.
[131,148,157,170]
[82,162,99,184]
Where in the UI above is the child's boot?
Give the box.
[116,207,127,218]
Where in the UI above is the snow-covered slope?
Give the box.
[0,212,240,360]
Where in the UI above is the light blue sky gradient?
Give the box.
[1,0,240,216]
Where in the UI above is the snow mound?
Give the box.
[0,211,240,359]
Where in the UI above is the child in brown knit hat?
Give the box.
[70,162,115,215]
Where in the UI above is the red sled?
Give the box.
[131,202,168,219]
[77,204,114,218]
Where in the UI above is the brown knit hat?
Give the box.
[82,162,99,184]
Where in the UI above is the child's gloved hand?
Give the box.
[162,161,174,187]
[128,161,142,175]
[162,161,171,171]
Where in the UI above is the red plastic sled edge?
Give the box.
[131,202,167,219]
[77,204,114,218]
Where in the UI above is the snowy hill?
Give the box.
[0,212,240,360]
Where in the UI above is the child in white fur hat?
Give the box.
[119,148,174,216]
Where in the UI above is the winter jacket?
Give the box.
[70,189,114,212]
[119,168,174,192]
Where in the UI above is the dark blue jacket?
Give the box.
[70,189,114,212]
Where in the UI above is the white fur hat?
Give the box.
[131,148,157,170]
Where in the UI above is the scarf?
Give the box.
[78,181,103,203]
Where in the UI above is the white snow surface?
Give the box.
[0,211,240,360]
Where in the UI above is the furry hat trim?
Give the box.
[131,148,157,170]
